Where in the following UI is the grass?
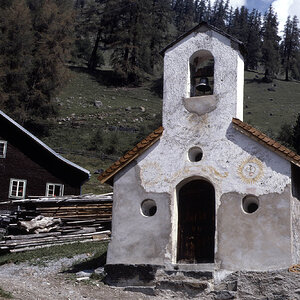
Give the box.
[244,70,300,137]
[42,67,162,194]
[0,287,13,299]
[0,241,108,266]
[41,67,300,193]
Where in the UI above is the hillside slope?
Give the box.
[42,68,300,193]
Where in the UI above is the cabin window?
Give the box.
[46,183,64,197]
[9,179,27,199]
[190,50,214,97]
[0,141,7,158]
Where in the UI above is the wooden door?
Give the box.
[177,180,215,263]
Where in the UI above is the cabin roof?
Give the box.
[160,21,246,57]
[0,110,90,180]
[99,119,300,186]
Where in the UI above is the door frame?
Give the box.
[173,176,216,264]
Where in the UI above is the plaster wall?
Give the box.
[291,195,300,264]
[217,187,292,271]
[107,28,295,271]
[107,154,171,265]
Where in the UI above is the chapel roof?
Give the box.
[98,119,300,186]
[98,126,164,185]
[232,118,300,167]
[160,21,246,57]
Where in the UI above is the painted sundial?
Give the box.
[238,157,264,184]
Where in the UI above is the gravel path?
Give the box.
[0,255,160,300]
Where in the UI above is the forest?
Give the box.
[0,0,299,154]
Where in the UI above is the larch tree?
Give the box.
[261,6,281,81]
[281,15,300,81]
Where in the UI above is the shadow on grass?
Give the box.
[63,251,107,274]
[69,66,126,87]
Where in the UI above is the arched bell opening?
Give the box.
[190,50,214,97]
[177,178,215,264]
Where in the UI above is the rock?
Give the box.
[140,106,146,112]
[94,100,103,108]
[125,106,131,111]
[94,169,104,174]
[94,267,106,277]
[76,270,94,278]
[214,291,235,300]
[111,96,116,100]
[267,87,276,92]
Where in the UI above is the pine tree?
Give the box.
[102,0,153,84]
[246,9,262,70]
[0,0,75,134]
[281,15,300,81]
[261,6,280,81]
[0,0,34,121]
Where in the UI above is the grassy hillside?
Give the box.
[42,67,162,194]
[244,71,300,136]
[42,68,300,193]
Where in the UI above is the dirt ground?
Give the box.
[0,255,186,300]
[0,255,153,300]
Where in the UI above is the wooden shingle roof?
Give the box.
[232,118,300,167]
[98,126,164,185]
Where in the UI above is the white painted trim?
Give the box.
[9,178,27,199]
[46,183,64,197]
[0,110,90,177]
[0,140,7,158]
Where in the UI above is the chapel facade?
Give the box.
[99,23,300,277]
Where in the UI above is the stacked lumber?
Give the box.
[0,193,113,253]
[1,229,110,253]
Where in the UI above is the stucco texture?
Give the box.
[107,27,297,271]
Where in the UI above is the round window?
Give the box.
[188,147,203,162]
[141,199,157,217]
[242,195,259,214]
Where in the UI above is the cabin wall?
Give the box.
[0,139,80,202]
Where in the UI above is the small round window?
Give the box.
[188,147,203,162]
[141,199,157,217]
[242,195,259,214]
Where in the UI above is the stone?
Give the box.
[125,106,131,111]
[112,96,116,100]
[94,100,103,108]
[140,106,146,112]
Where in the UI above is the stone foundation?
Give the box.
[104,264,300,299]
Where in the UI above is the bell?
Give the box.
[196,77,211,93]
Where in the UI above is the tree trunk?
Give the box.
[88,28,101,70]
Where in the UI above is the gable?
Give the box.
[0,110,90,184]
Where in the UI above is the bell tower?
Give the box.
[161,23,244,141]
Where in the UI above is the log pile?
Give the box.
[0,193,113,253]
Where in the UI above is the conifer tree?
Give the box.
[281,15,300,81]
[0,0,75,134]
[261,6,280,81]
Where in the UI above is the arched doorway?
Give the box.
[177,179,215,263]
